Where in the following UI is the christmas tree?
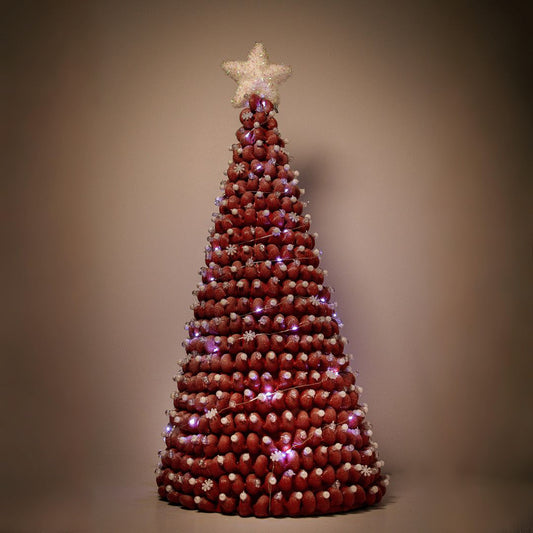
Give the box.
[156,43,389,517]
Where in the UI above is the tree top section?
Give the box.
[222,43,291,108]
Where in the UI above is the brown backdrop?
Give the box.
[3,1,532,531]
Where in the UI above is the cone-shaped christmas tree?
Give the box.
[156,43,389,517]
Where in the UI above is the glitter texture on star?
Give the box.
[222,43,291,107]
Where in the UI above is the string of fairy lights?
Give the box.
[186,294,338,332]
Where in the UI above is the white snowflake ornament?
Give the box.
[234,162,246,175]
[309,295,320,306]
[226,244,237,256]
[360,465,373,477]
[243,331,256,342]
[202,479,214,492]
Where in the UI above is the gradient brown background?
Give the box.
[3,1,532,531]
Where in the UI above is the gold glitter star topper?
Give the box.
[222,43,292,107]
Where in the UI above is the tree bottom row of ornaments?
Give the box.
[157,481,387,517]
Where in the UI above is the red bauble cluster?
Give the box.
[156,95,388,516]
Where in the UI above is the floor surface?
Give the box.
[3,473,532,533]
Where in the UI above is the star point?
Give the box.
[222,42,291,107]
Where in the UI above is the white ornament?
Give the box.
[270,450,285,463]
[309,295,320,306]
[360,465,373,477]
[202,479,214,492]
[205,408,218,420]
[243,330,256,341]
[222,43,291,107]
[325,369,338,380]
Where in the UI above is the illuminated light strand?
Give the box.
[222,159,295,179]
[192,288,334,307]
[240,324,296,339]
[214,246,322,262]
[175,350,356,384]
[218,247,315,265]
[170,364,358,410]
[205,253,321,271]
[190,292,334,322]
[197,268,329,294]
[207,226,315,252]
[210,199,308,219]
[209,214,311,234]
[187,295,333,327]
[215,183,303,202]
[224,157,292,173]
[195,273,331,298]
[191,282,334,315]
[186,308,341,341]
[220,163,295,180]
[185,317,339,341]
[215,196,311,214]
[217,180,301,199]
[207,373,344,416]
[208,221,310,244]
[184,328,345,345]
[216,196,306,215]
[276,378,340,393]
[288,416,351,451]
[208,223,312,246]
[204,251,323,268]
[215,384,317,415]
[193,285,326,307]
[187,310,332,334]
[206,218,318,253]
[179,341,352,371]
